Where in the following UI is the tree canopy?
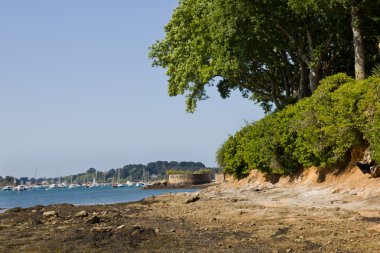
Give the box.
[149,0,380,113]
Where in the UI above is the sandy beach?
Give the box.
[0,167,379,253]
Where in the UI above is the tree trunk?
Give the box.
[351,1,365,80]
[299,61,310,98]
[309,68,320,93]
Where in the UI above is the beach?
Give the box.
[0,167,379,252]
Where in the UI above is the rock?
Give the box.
[116,224,126,230]
[57,225,69,230]
[86,216,101,224]
[43,211,58,218]
[90,226,113,233]
[75,210,88,218]
[170,228,176,232]
[31,219,43,225]
[370,165,380,178]
[185,196,200,204]
[155,228,160,233]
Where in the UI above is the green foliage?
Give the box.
[149,0,356,112]
[372,64,380,77]
[151,0,380,112]
[217,74,380,177]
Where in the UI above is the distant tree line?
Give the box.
[0,161,211,185]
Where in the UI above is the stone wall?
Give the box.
[215,173,234,183]
[215,173,225,183]
[168,173,211,185]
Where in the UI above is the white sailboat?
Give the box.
[68,176,79,189]
[112,169,124,188]
[89,175,99,188]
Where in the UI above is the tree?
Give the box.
[86,168,96,174]
[150,0,356,112]
[150,0,380,112]
[290,0,380,80]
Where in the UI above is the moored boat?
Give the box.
[1,186,13,191]
[12,185,26,192]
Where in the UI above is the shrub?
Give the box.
[217,73,380,177]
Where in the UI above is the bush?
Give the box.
[217,73,380,177]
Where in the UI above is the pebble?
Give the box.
[43,211,58,218]
[116,224,125,230]
[75,210,88,218]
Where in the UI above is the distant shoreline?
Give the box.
[142,182,215,190]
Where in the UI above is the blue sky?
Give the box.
[0,0,264,178]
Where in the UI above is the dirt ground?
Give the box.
[0,167,379,253]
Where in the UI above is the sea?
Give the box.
[0,185,197,211]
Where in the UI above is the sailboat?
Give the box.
[112,175,117,188]
[112,169,124,188]
[68,176,79,189]
[89,176,99,188]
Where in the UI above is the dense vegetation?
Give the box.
[216,74,380,178]
[150,0,380,112]
[150,0,380,179]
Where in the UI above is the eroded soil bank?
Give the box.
[0,168,379,253]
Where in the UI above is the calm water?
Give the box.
[0,186,196,210]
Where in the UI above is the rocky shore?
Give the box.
[0,168,379,252]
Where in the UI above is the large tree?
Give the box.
[291,0,380,80]
[150,0,379,112]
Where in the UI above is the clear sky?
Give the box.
[0,0,264,178]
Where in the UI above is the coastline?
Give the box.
[142,182,216,190]
[0,176,379,252]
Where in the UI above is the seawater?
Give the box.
[0,186,197,210]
